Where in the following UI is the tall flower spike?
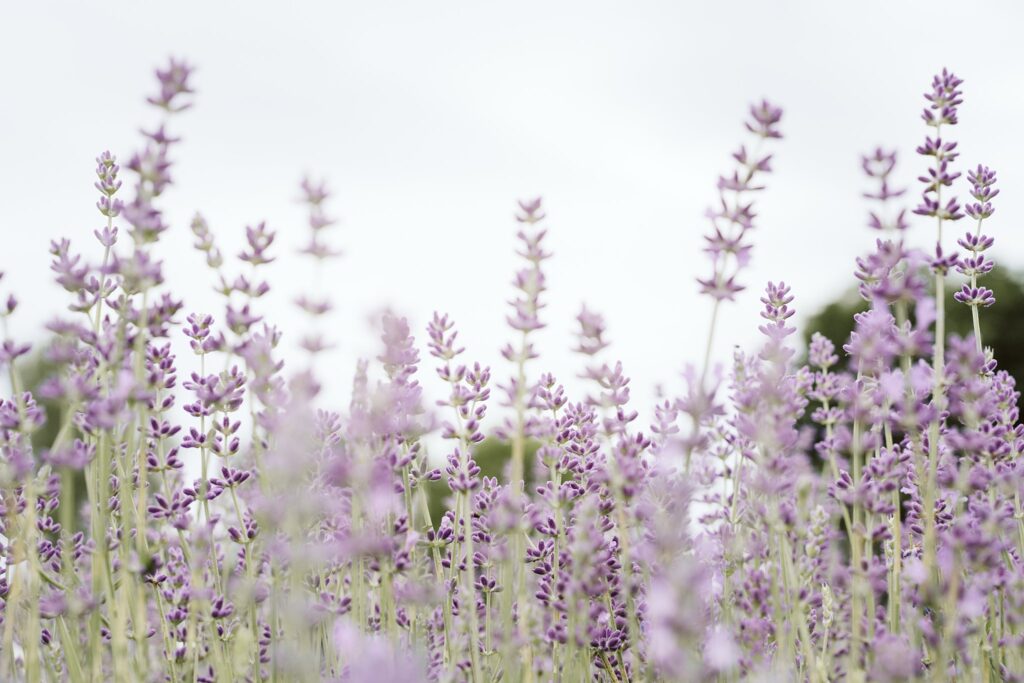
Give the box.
[698,100,783,303]
[123,59,195,244]
[295,177,341,367]
[913,69,965,662]
[914,69,963,223]
[956,164,999,349]
[862,148,908,232]
[501,197,551,487]
[686,101,782,469]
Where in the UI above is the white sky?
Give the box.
[2,1,1024,423]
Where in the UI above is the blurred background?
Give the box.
[2,0,1024,433]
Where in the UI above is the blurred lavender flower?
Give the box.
[3,55,1024,683]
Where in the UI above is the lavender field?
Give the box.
[3,4,1024,682]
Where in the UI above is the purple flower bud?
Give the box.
[745,99,784,139]
[574,305,610,356]
[953,285,995,308]
[146,57,196,112]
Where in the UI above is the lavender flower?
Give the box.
[698,100,783,303]
[4,56,1024,683]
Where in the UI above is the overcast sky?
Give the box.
[2,1,1023,421]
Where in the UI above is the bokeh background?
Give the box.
[3,0,1024,424]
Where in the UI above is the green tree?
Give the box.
[423,437,538,527]
[802,265,1024,405]
[18,352,87,533]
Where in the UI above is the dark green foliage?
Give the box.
[20,352,87,532]
[423,437,539,527]
[802,266,1024,402]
